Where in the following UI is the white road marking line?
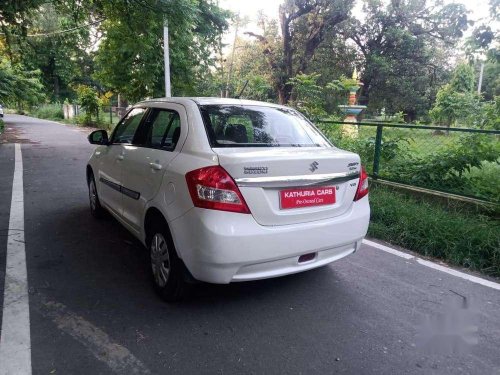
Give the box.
[40,300,150,374]
[416,258,500,291]
[0,143,32,375]
[362,238,500,291]
[362,239,414,260]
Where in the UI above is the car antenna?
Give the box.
[234,80,249,99]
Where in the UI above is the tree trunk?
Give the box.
[359,77,372,106]
[54,75,60,100]
[277,83,293,105]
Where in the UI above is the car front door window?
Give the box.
[111,108,147,144]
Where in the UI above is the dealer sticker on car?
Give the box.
[280,186,336,209]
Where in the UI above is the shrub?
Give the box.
[386,134,500,201]
[368,184,500,277]
[73,113,111,130]
[477,97,500,130]
[318,124,409,172]
[318,121,499,202]
[31,103,64,120]
[75,85,99,125]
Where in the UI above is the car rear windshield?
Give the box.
[199,105,331,148]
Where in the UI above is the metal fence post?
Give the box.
[372,125,383,178]
[109,106,112,124]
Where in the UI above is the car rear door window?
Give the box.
[111,108,146,144]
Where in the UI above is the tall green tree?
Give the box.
[479,49,500,101]
[92,0,230,101]
[246,0,354,104]
[22,3,94,100]
[345,0,469,119]
[430,62,479,127]
[1,1,98,101]
[0,0,230,102]
[0,58,45,107]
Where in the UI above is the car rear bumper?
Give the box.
[169,196,370,284]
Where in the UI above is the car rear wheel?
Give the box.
[88,172,105,218]
[148,222,188,302]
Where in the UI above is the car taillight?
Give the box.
[354,166,369,201]
[185,166,251,214]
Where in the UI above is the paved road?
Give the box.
[0,114,499,375]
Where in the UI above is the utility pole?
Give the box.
[477,61,485,95]
[225,14,240,98]
[163,19,172,97]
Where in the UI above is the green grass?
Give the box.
[463,161,500,203]
[383,127,460,155]
[368,184,500,277]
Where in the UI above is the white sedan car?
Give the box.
[87,98,370,301]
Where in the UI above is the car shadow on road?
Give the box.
[31,203,351,315]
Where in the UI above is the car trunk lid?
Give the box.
[214,147,361,226]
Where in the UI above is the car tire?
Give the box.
[148,221,189,302]
[88,172,105,218]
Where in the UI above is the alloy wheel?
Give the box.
[150,233,170,287]
[89,179,97,211]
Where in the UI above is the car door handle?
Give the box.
[149,162,163,171]
[116,154,124,161]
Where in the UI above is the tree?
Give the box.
[0,1,96,101]
[246,0,354,104]
[465,0,499,102]
[465,0,498,57]
[345,0,469,120]
[430,63,479,127]
[0,0,47,63]
[449,62,475,92]
[92,0,230,101]
[216,23,278,101]
[479,49,500,102]
[287,72,326,119]
[0,58,45,108]
[22,3,94,101]
[0,0,231,102]
[75,85,99,124]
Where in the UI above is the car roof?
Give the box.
[137,97,286,109]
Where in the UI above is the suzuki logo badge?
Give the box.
[309,161,319,172]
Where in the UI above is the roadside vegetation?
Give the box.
[27,103,115,130]
[368,184,500,277]
[30,103,63,121]
[320,122,500,203]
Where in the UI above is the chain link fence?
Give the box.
[317,121,500,203]
[99,105,128,128]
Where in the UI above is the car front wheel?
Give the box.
[88,172,105,218]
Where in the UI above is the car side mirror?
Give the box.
[88,130,109,145]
